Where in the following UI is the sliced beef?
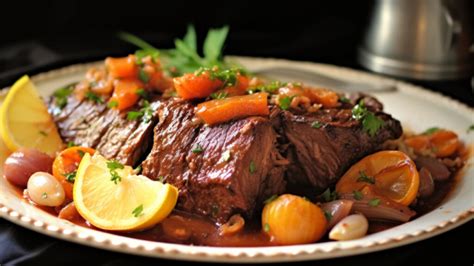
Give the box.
[49,94,160,166]
[142,99,287,223]
[279,102,402,194]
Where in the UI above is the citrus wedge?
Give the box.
[336,151,419,206]
[73,153,178,231]
[0,75,63,156]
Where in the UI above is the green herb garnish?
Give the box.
[320,188,339,202]
[264,195,278,205]
[210,91,228,99]
[135,88,148,99]
[53,85,74,109]
[134,165,142,174]
[311,121,323,129]
[67,141,76,148]
[423,127,440,135]
[77,150,85,158]
[279,96,294,110]
[352,100,384,136]
[41,192,48,199]
[263,223,270,233]
[107,160,124,184]
[107,100,118,108]
[85,91,104,104]
[132,204,144,217]
[353,190,363,200]
[249,160,256,173]
[339,96,350,103]
[192,144,204,154]
[324,210,333,221]
[468,124,474,133]
[138,68,150,83]
[357,170,375,184]
[368,198,381,207]
[39,130,47,136]
[126,100,153,123]
[248,81,286,94]
[65,171,76,183]
[158,176,165,183]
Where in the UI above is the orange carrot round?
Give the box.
[105,55,138,79]
[109,79,143,110]
[173,72,223,100]
[52,146,95,200]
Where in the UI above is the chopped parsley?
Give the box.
[468,124,474,133]
[77,150,85,158]
[357,170,375,184]
[126,100,153,123]
[339,96,350,103]
[248,81,286,94]
[423,127,440,135]
[263,223,270,233]
[135,88,148,99]
[352,100,384,136]
[107,160,124,184]
[320,188,339,202]
[65,171,76,183]
[192,144,204,154]
[107,100,119,108]
[210,91,228,99]
[138,68,150,83]
[67,141,76,148]
[134,165,142,174]
[311,121,323,129]
[135,49,160,65]
[324,210,333,221]
[353,190,363,200]
[132,204,144,217]
[158,176,165,183]
[368,198,381,207]
[196,67,244,87]
[264,195,278,205]
[39,130,47,136]
[85,91,104,104]
[53,85,74,109]
[278,96,294,110]
[221,150,231,162]
[41,192,48,199]
[249,161,257,174]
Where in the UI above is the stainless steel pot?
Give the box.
[358,0,474,80]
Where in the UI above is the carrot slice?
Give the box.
[335,150,419,206]
[405,129,459,157]
[105,55,138,79]
[173,72,223,100]
[196,92,269,125]
[52,146,95,200]
[109,79,143,111]
[304,88,339,108]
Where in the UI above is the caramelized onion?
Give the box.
[4,148,54,187]
[321,200,354,229]
[340,193,416,223]
[415,156,450,181]
[219,214,245,236]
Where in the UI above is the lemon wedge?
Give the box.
[0,75,63,155]
[73,153,178,231]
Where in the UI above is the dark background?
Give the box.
[0,0,473,265]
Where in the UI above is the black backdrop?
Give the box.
[0,1,473,265]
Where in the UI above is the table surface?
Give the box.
[0,31,473,265]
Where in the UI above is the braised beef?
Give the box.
[277,100,402,193]
[49,95,160,166]
[141,99,287,223]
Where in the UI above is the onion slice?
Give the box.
[321,200,354,229]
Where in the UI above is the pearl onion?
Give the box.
[27,172,65,207]
[329,214,368,241]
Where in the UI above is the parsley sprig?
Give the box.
[119,25,234,76]
[352,100,384,137]
[107,160,124,184]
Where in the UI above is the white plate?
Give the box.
[0,56,473,263]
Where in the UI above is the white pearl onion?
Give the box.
[27,172,65,207]
[329,214,368,241]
